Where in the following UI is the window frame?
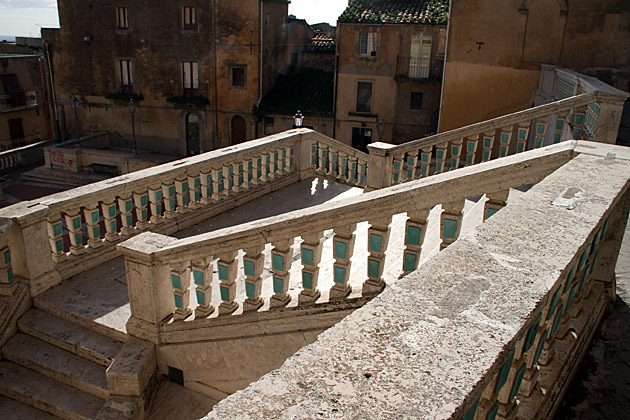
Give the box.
[229,65,247,89]
[410,92,423,110]
[117,59,134,95]
[182,6,197,31]
[116,6,128,30]
[181,61,200,97]
[356,81,373,113]
[359,31,377,57]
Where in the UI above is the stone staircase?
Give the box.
[0,308,124,419]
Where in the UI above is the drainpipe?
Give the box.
[436,0,452,134]
[38,58,52,140]
[332,24,340,139]
[212,0,219,149]
[45,41,61,140]
[256,0,264,139]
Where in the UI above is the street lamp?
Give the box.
[128,98,138,156]
[377,117,385,141]
[70,95,80,144]
[293,110,304,128]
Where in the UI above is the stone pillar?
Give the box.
[592,94,628,143]
[243,246,264,312]
[363,216,391,296]
[449,139,463,170]
[434,143,447,173]
[217,251,239,315]
[485,190,510,220]
[440,200,465,250]
[161,183,177,219]
[330,224,356,300]
[401,210,429,276]
[83,204,103,248]
[101,201,120,242]
[64,211,86,255]
[299,232,323,305]
[270,239,292,308]
[148,186,164,224]
[169,262,191,321]
[498,126,513,158]
[133,192,150,230]
[192,258,214,318]
[366,142,396,191]
[117,195,135,236]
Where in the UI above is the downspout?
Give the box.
[38,58,52,139]
[332,24,340,139]
[256,0,264,139]
[436,0,451,133]
[212,0,219,149]
[45,41,60,140]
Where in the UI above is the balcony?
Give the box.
[395,55,444,81]
[0,90,37,112]
[0,133,41,151]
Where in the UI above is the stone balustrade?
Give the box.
[309,131,369,187]
[118,141,579,344]
[201,141,630,420]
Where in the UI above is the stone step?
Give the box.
[20,168,110,188]
[0,395,64,420]
[3,333,109,400]
[0,361,104,420]
[18,309,123,368]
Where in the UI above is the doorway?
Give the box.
[186,112,200,156]
[231,115,247,145]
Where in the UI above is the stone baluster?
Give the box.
[496,345,526,419]
[485,190,510,220]
[283,146,292,173]
[572,105,587,140]
[358,159,368,186]
[310,142,318,169]
[101,200,120,241]
[481,130,495,162]
[192,258,214,318]
[270,239,292,308]
[83,204,103,248]
[339,152,349,182]
[133,192,150,229]
[553,111,569,144]
[0,246,15,297]
[243,246,264,312]
[537,283,564,366]
[465,136,478,166]
[174,178,190,213]
[405,149,418,180]
[440,200,465,250]
[299,232,323,305]
[170,262,192,320]
[401,210,429,276]
[419,147,431,177]
[449,139,463,170]
[117,195,135,235]
[231,162,241,193]
[261,153,270,182]
[161,183,177,219]
[330,148,339,177]
[63,211,85,256]
[533,117,548,148]
[517,313,547,398]
[349,156,358,183]
[148,186,164,224]
[217,251,239,315]
[516,121,530,153]
[498,126,513,158]
[274,150,282,176]
[363,216,391,296]
[392,154,403,183]
[243,159,253,188]
[289,146,295,169]
[223,164,233,196]
[211,167,223,200]
[188,174,201,208]
[435,144,447,173]
[47,217,66,262]
[318,144,328,174]
[330,224,356,300]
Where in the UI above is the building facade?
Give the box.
[43,0,289,157]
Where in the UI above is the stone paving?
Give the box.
[554,220,630,419]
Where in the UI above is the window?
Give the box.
[182,6,196,30]
[356,81,373,113]
[117,7,128,29]
[352,127,372,153]
[230,66,246,88]
[182,61,199,97]
[118,59,133,94]
[409,32,432,79]
[264,116,274,130]
[360,32,377,56]
[410,92,423,110]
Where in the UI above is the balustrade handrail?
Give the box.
[311,131,369,162]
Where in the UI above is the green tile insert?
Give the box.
[509,364,526,402]
[486,208,499,220]
[334,266,346,283]
[494,349,515,393]
[53,223,62,236]
[368,259,379,278]
[523,313,542,353]
[218,264,228,281]
[171,274,181,289]
[244,260,255,277]
[533,330,548,366]
[174,294,183,308]
[273,277,283,293]
[245,282,255,298]
[272,254,284,271]
[403,252,417,272]
[3,249,10,264]
[196,290,205,306]
[302,272,313,289]
[220,285,229,301]
[369,233,382,253]
[301,248,314,266]
[442,218,458,239]
[406,226,421,246]
[193,270,203,286]
[333,240,347,259]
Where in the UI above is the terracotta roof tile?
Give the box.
[339,0,448,25]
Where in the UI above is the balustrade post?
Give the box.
[349,156,358,184]
[260,153,270,182]
[217,251,239,315]
[133,192,150,230]
[117,195,135,236]
[485,190,510,220]
[170,262,191,321]
[553,111,569,144]
[188,175,202,208]
[231,162,241,193]
[533,117,548,148]
[243,159,253,189]
[161,183,177,219]
[211,168,223,200]
[571,105,587,140]
[329,148,339,177]
[62,211,85,256]
[449,139,463,170]
[498,126,513,158]
[405,149,418,180]
[251,157,261,185]
[330,224,356,300]
[592,96,627,143]
[440,200,465,250]
[517,316,547,397]
[465,136,478,166]
[317,144,328,175]
[283,146,292,174]
[481,130,495,162]
[47,217,66,263]
[222,164,233,196]
[516,122,530,153]
[338,151,349,182]
[363,216,391,296]
[299,232,323,305]
[392,154,403,183]
[270,239,292,308]
[435,143,447,173]
[243,246,264,312]
[83,205,103,248]
[401,210,429,276]
[0,245,16,297]
[419,147,431,176]
[192,258,214,318]
[366,142,395,191]
[297,132,315,180]
[358,158,368,186]
[100,201,120,242]
[148,186,164,224]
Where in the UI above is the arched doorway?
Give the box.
[231,115,247,145]
[186,113,200,156]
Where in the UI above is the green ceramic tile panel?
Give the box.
[334,241,347,259]
[182,182,189,192]
[403,252,417,272]
[206,174,212,183]
[554,133,561,143]
[533,330,548,366]
[248,173,253,181]
[170,199,176,208]
[168,186,175,196]
[407,157,414,166]
[578,249,588,271]
[332,154,337,162]
[393,161,400,170]
[218,264,228,281]
[556,119,564,130]
[3,249,10,264]
[590,251,599,274]
[547,288,561,320]
[406,226,421,246]
[110,221,116,231]
[291,148,294,155]
[393,173,399,182]
[312,145,317,153]
[228,167,233,177]
[218,183,224,192]
[368,259,379,278]
[500,133,509,143]
[436,162,443,172]
[523,313,542,353]
[407,169,413,178]
[56,239,63,252]
[451,158,458,168]
[196,290,205,305]
[92,226,99,237]
[421,153,428,162]
[195,191,201,201]
[228,180,234,189]
[6,267,13,281]
[535,137,543,148]
[72,217,80,230]
[140,195,148,206]
[593,229,601,250]
[467,155,474,165]
[576,114,584,125]
[220,285,229,301]
[53,223,62,236]
[245,282,255,298]
[550,304,564,336]
[301,248,314,266]
[486,208,499,219]
[574,129,581,138]
[463,399,479,420]
[334,266,346,283]
[451,145,459,155]
[517,142,525,153]
[274,152,278,161]
[171,274,181,289]
[537,123,545,134]
[483,150,490,161]
[74,233,81,244]
[257,158,262,166]
[156,191,162,201]
[273,277,283,293]
[566,283,578,311]
[436,150,444,159]
[193,270,203,285]
[467,141,475,152]
[126,215,132,226]
[509,364,526,401]
[272,254,284,271]
[302,272,312,289]
[442,218,458,239]
[486,401,499,420]
[484,137,491,148]
[564,266,575,293]
[500,146,507,156]
[494,349,515,393]
[244,260,255,277]
[91,211,99,223]
[174,294,183,308]
[579,269,589,291]
[156,204,162,214]
[603,216,610,235]
[218,171,223,180]
[518,128,527,139]
[124,201,132,212]
[109,206,116,217]
[194,178,200,187]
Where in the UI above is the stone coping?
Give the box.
[202,145,630,419]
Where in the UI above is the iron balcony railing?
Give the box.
[395,55,444,81]
[0,90,37,110]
